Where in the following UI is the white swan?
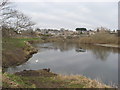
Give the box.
[35,59,39,62]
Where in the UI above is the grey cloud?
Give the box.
[15,2,117,30]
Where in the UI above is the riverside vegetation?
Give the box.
[44,32,119,46]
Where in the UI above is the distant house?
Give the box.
[88,30,96,35]
[96,27,110,33]
[48,30,61,36]
[109,30,117,34]
[40,29,48,35]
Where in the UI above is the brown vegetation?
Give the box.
[79,33,118,44]
[45,32,118,46]
[3,70,111,88]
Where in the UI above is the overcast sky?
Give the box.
[13,1,118,30]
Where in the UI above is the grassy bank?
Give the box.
[2,37,42,68]
[2,70,111,88]
[2,37,40,50]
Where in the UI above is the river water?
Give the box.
[7,42,118,86]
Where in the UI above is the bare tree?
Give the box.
[0,0,15,26]
[0,0,35,32]
[14,11,35,31]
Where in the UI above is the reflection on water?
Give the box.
[37,42,118,61]
[7,42,118,86]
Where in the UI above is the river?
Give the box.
[6,42,118,86]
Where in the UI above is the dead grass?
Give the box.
[45,33,118,45]
[2,73,36,88]
[3,70,111,88]
[57,75,111,88]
